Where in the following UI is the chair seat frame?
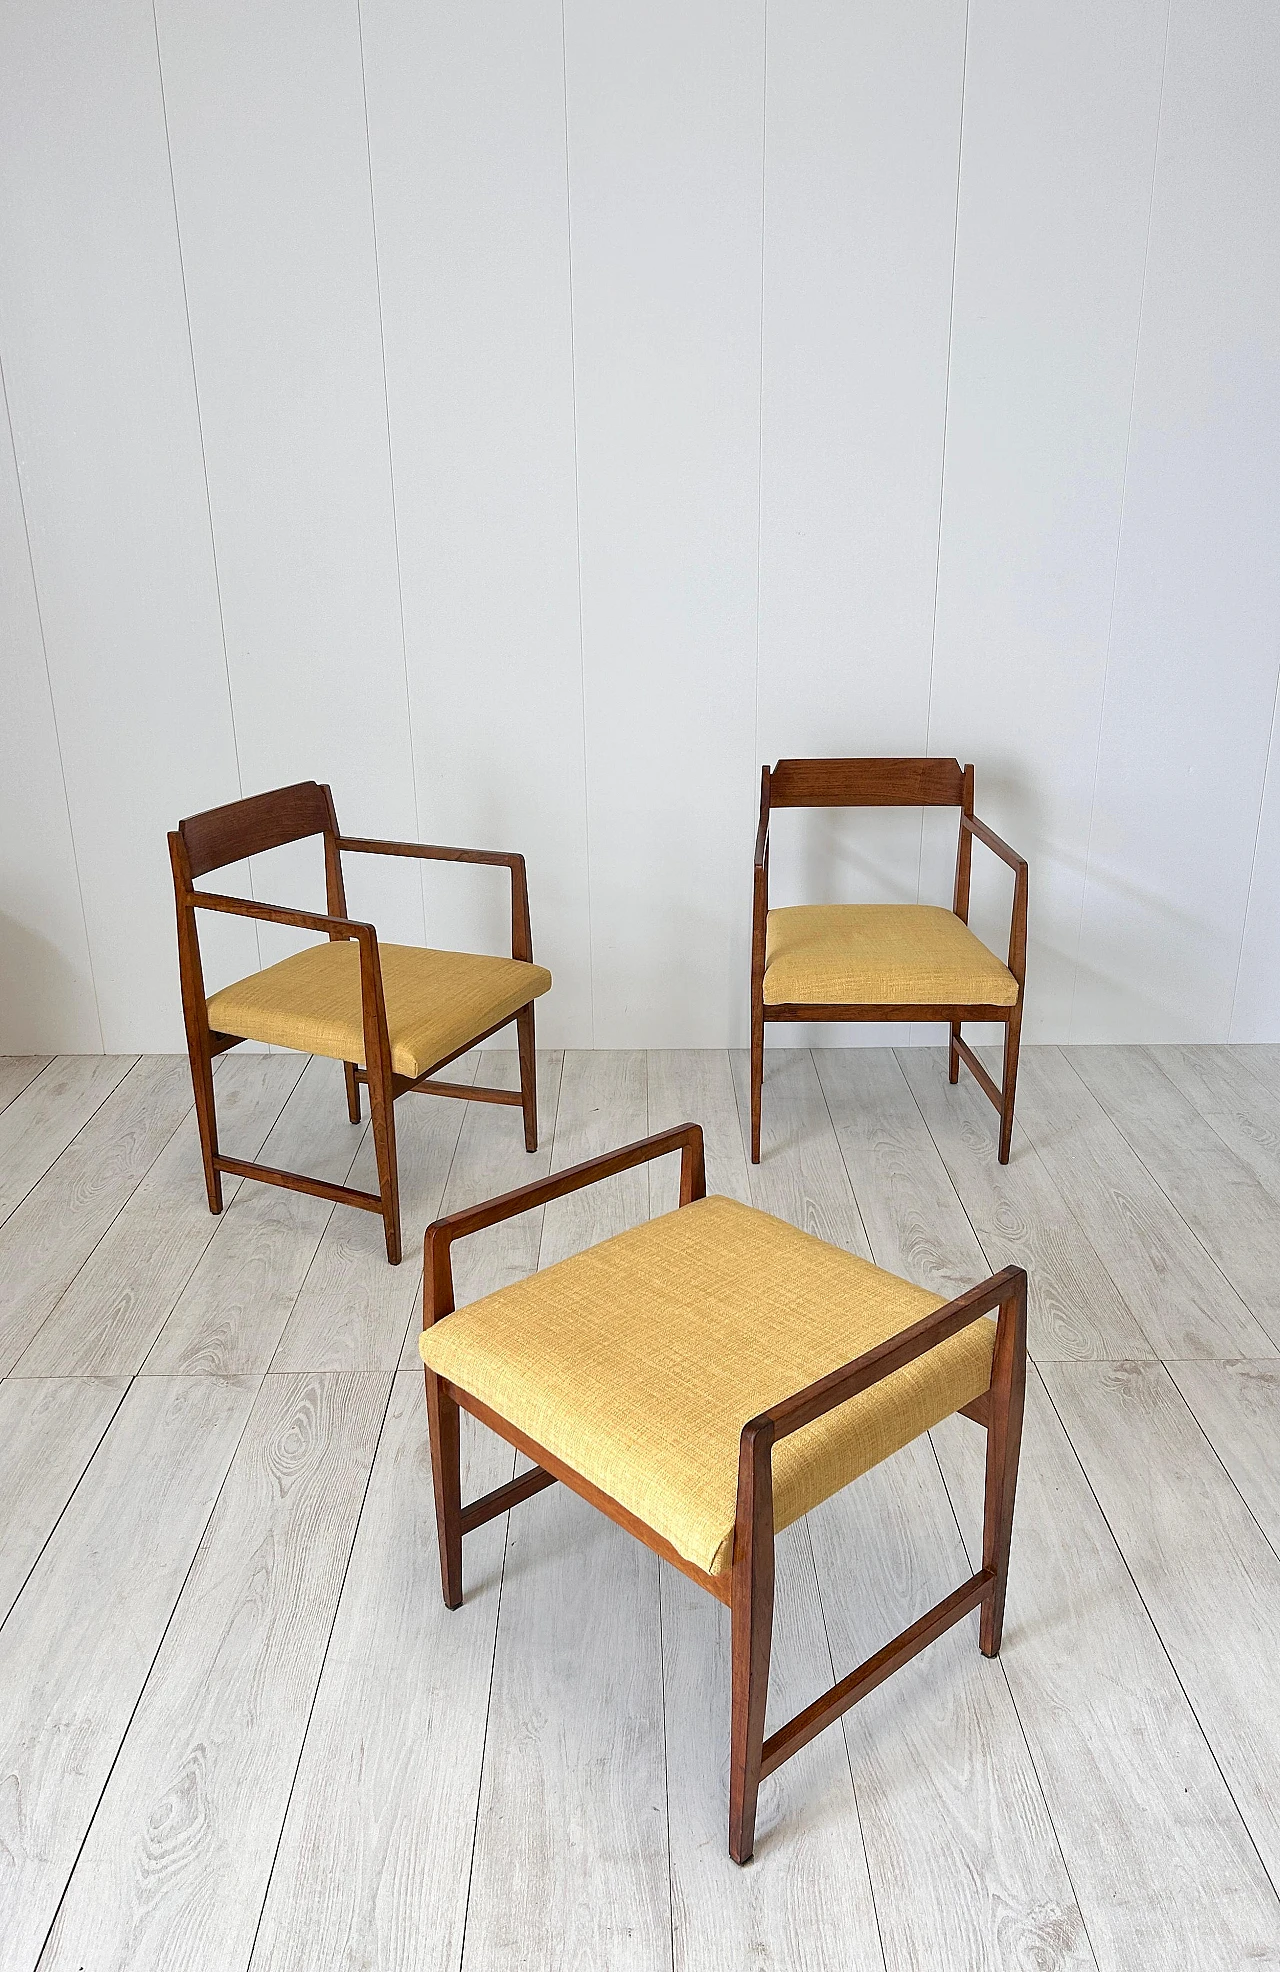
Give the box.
[421,1125,1027,1863]
[169,781,544,1265]
[751,757,1029,1165]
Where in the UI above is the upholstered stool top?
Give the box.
[207,941,551,1081]
[420,1195,995,1575]
[764,903,1017,1007]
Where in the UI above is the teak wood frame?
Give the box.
[751,756,1029,1165]
[169,779,543,1266]
[421,1124,1028,1863]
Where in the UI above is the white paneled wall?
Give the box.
[2,0,1278,1051]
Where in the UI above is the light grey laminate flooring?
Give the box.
[2,1044,1279,1971]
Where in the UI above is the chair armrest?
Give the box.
[754,809,770,875]
[187,889,375,945]
[339,835,519,870]
[960,814,1029,986]
[961,813,1027,875]
[424,1125,707,1320]
[336,837,533,962]
[745,1265,1025,1450]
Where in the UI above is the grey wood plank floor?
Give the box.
[2,1044,1279,1970]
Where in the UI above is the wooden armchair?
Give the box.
[419,1124,1026,1862]
[751,757,1028,1164]
[168,781,551,1264]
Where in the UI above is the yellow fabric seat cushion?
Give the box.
[764,903,1017,1008]
[421,1195,994,1576]
[206,940,551,1082]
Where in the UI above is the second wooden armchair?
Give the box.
[169,781,551,1264]
[751,757,1028,1165]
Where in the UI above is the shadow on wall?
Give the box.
[0,911,98,1052]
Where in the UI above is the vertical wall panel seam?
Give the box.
[1066,0,1172,1043]
[356,0,426,945]
[0,347,106,1050]
[1227,655,1280,1040]
[917,0,970,906]
[751,2,768,790]
[150,0,263,974]
[559,0,596,1044]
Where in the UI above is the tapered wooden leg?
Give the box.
[516,1002,538,1152]
[980,1273,1027,1656]
[187,1035,223,1216]
[425,1368,463,1608]
[729,1426,775,1863]
[343,1061,361,1124]
[367,1074,401,1264]
[949,1021,961,1084]
[998,1004,1023,1164]
[749,998,764,1165]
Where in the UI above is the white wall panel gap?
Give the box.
[1074,0,1280,1041]
[0,360,103,1051]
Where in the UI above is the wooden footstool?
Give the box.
[419,1124,1026,1863]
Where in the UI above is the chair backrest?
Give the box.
[177,781,338,879]
[766,757,969,810]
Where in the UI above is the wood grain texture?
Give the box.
[0,1058,51,1116]
[395,1050,563,1371]
[0,1375,256,1972]
[1007,1046,1273,1358]
[898,1047,1157,1360]
[1069,1045,1280,1344]
[1166,1358,1280,1558]
[730,1047,873,1260]
[645,1048,751,1216]
[537,1049,650,1267]
[1151,1043,1280,1201]
[248,1376,514,1972]
[463,1490,671,1972]
[461,1046,670,1969]
[813,1047,986,1300]
[1042,1358,1280,1888]
[143,1057,366,1376]
[0,1376,127,1624]
[0,1055,134,1230]
[36,1371,389,1972]
[0,1057,194,1375]
[14,1054,305,1378]
[274,1052,481,1376]
[663,1524,884,1968]
[808,1435,1094,1971]
[932,1379,1280,1970]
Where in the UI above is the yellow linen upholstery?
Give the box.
[764,903,1017,1008]
[420,1195,994,1576]
[207,940,551,1082]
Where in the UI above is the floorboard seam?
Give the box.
[0,1376,132,1638]
[0,1055,140,1235]
[1035,1362,1280,1908]
[1055,1046,1277,1348]
[29,1367,269,1969]
[242,1367,401,1972]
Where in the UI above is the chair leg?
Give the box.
[980,1275,1027,1656]
[367,1070,402,1264]
[424,1369,464,1608]
[749,998,764,1165]
[343,1062,361,1124]
[949,1020,961,1085]
[187,1035,223,1216]
[728,1491,775,1863]
[998,1004,1023,1165]
[516,1002,538,1152]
